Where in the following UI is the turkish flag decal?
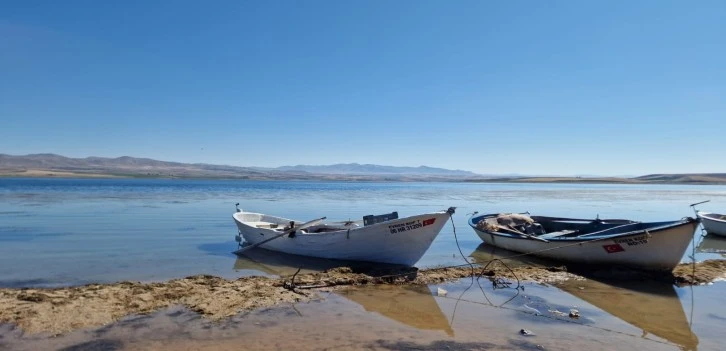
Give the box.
[422,218,436,226]
[603,244,625,254]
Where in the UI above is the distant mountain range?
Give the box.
[274,163,476,176]
[2,154,725,184]
[0,154,480,181]
[634,173,726,183]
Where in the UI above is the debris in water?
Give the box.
[437,287,448,297]
[569,309,580,319]
[520,328,535,336]
[522,303,541,315]
[548,309,568,317]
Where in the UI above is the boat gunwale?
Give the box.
[234,210,449,236]
[698,211,726,224]
[468,212,697,242]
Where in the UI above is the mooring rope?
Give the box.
[449,209,476,277]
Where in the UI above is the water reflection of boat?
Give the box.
[697,234,726,254]
[232,248,454,336]
[233,247,412,277]
[556,278,699,351]
[339,285,454,336]
[233,247,350,276]
[470,243,698,350]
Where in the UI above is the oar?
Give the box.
[577,222,637,238]
[496,225,549,242]
[233,217,326,255]
[532,215,632,224]
[690,200,710,218]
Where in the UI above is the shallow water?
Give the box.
[2,178,726,350]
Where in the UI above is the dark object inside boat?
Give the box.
[363,211,399,226]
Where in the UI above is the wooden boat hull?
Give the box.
[697,211,726,236]
[233,210,451,266]
[469,215,698,271]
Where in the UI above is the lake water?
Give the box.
[2,178,726,350]
[1,178,725,287]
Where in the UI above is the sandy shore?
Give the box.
[1,261,724,335]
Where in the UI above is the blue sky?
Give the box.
[1,0,724,176]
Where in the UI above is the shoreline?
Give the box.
[2,171,726,185]
[2,260,725,335]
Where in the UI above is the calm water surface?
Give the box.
[2,178,726,350]
[2,178,726,287]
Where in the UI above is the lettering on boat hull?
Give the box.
[388,220,424,234]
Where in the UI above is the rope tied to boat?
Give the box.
[450,212,522,289]
[283,268,328,292]
[480,259,521,290]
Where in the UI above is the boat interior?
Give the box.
[701,212,726,221]
[473,213,681,240]
[236,212,362,233]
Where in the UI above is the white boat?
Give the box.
[468,213,699,271]
[232,207,454,266]
[696,211,726,236]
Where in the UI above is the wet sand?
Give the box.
[2,260,725,336]
[673,259,726,285]
[0,275,312,335]
[1,281,694,351]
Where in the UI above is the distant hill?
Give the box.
[0,153,266,179]
[635,173,726,184]
[2,154,726,184]
[274,163,477,176]
[0,153,186,169]
[0,154,479,181]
